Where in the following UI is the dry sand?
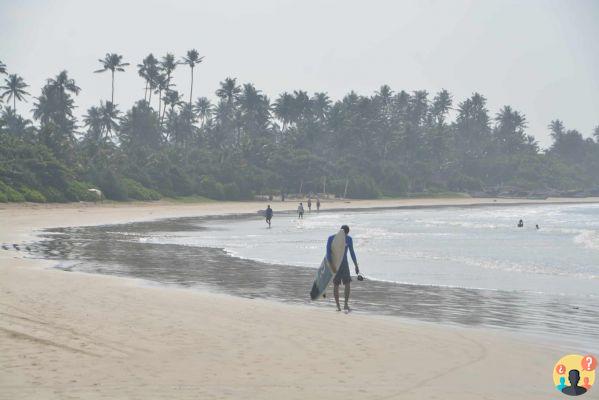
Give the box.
[1,197,596,399]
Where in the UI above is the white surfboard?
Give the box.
[310,229,346,300]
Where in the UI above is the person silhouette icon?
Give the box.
[556,376,566,391]
[582,376,592,390]
[562,369,587,396]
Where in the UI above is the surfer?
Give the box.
[298,203,305,219]
[327,225,360,312]
[265,205,273,227]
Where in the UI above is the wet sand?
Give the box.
[1,198,596,399]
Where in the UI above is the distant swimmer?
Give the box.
[298,203,305,219]
[536,224,540,230]
[265,205,273,228]
[327,225,360,312]
[517,219,524,228]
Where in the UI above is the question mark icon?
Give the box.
[556,363,566,374]
[581,354,597,371]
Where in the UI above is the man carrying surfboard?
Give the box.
[327,225,359,311]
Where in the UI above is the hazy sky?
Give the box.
[1,0,598,147]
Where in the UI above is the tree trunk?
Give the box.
[144,80,148,101]
[13,96,16,111]
[189,66,194,105]
[111,69,115,104]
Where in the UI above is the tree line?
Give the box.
[1,51,598,203]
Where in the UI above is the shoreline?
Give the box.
[1,197,597,399]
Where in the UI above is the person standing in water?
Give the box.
[517,219,524,228]
[298,203,305,219]
[316,197,321,212]
[265,205,273,228]
[307,197,312,212]
[327,225,360,312]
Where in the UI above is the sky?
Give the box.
[1,0,598,148]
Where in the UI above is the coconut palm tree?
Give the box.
[0,74,30,111]
[194,97,212,127]
[216,77,241,104]
[95,53,129,104]
[137,54,158,101]
[160,53,178,88]
[100,101,120,138]
[47,70,81,97]
[311,92,331,122]
[181,49,204,105]
[83,106,104,141]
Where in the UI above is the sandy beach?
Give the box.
[1,197,597,399]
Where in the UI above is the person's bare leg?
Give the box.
[333,283,341,311]
[344,283,351,311]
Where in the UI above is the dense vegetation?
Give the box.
[1,53,598,202]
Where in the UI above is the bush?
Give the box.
[347,175,380,199]
[198,176,224,200]
[92,169,128,200]
[66,181,99,202]
[223,182,241,200]
[0,181,25,202]
[42,187,68,202]
[19,186,47,202]
[0,191,7,202]
[122,178,161,201]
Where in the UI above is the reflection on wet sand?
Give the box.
[34,216,598,351]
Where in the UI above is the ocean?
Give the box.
[35,202,599,351]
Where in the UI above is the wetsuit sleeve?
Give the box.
[348,236,358,266]
[326,236,333,263]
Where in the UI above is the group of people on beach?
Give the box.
[264,197,322,227]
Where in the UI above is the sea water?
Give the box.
[144,203,599,297]
[36,203,599,350]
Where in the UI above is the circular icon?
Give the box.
[553,354,595,396]
[581,355,597,372]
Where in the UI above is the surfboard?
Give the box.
[310,229,346,300]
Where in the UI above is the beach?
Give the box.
[1,197,597,399]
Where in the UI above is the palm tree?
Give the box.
[95,53,129,104]
[216,77,241,104]
[311,92,331,121]
[137,54,158,101]
[160,53,178,88]
[83,106,104,141]
[47,70,81,96]
[181,49,204,105]
[0,74,30,110]
[100,101,120,138]
[273,92,294,131]
[193,97,212,127]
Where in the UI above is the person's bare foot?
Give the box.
[344,304,351,312]
[336,305,342,311]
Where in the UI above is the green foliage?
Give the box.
[1,64,598,202]
[121,178,161,201]
[19,186,46,202]
[0,181,25,202]
[66,181,99,202]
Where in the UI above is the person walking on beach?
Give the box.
[308,197,312,212]
[298,203,305,219]
[265,205,273,228]
[327,225,360,312]
[316,197,321,212]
